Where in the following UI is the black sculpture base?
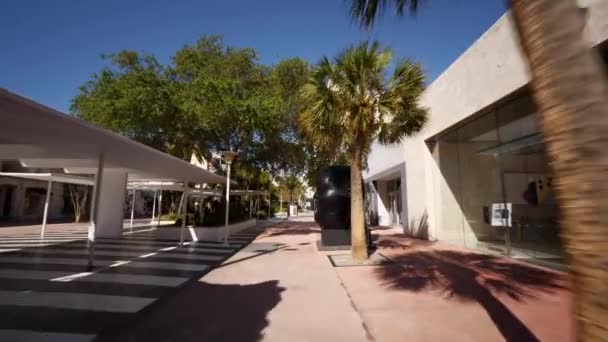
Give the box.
[321,229,351,246]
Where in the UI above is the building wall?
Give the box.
[0,177,67,220]
[364,1,608,243]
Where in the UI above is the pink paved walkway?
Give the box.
[117,215,573,341]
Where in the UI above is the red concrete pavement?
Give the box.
[116,215,573,341]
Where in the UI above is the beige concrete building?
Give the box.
[364,1,608,266]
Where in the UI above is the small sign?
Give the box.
[491,203,512,227]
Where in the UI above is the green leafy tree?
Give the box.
[71,51,193,158]
[299,41,428,261]
[171,36,279,167]
[72,36,313,223]
[284,174,303,204]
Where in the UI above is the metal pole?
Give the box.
[157,190,162,227]
[87,154,104,270]
[180,182,188,247]
[494,113,511,256]
[198,184,204,227]
[40,179,52,239]
[151,190,157,222]
[249,195,252,219]
[223,161,232,245]
[256,196,260,222]
[129,189,136,231]
[268,178,271,219]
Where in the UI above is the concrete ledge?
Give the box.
[154,219,258,242]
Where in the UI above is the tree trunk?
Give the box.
[351,142,369,262]
[268,178,272,219]
[68,184,89,223]
[511,1,608,339]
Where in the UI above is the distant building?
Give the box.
[0,161,69,223]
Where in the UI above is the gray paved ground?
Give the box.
[0,220,271,341]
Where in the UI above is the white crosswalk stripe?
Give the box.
[0,329,95,342]
[11,248,224,261]
[0,225,263,340]
[0,269,189,287]
[0,290,155,313]
[0,256,211,271]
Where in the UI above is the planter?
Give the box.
[154,218,258,242]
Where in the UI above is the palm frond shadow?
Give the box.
[376,250,567,342]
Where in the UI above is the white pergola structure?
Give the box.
[127,181,221,234]
[0,89,228,262]
[0,172,94,239]
[230,190,267,219]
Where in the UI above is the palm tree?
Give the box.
[348,0,608,337]
[284,174,302,205]
[300,41,428,261]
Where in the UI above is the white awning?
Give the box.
[127,181,221,196]
[231,190,266,196]
[0,89,228,184]
[0,172,94,186]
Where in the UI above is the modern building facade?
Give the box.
[364,1,608,265]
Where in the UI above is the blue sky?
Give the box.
[1,0,507,113]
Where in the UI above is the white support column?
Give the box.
[151,190,157,222]
[180,182,188,247]
[157,190,162,227]
[88,154,104,269]
[40,179,52,239]
[94,169,128,238]
[129,189,136,231]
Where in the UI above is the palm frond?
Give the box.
[299,40,428,161]
[349,0,423,29]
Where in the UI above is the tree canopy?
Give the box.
[72,36,310,189]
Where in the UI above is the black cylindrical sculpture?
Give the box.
[314,166,352,246]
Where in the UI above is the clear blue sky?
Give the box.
[1,0,507,113]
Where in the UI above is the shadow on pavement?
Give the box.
[264,221,320,237]
[376,250,567,342]
[374,234,436,249]
[108,280,285,342]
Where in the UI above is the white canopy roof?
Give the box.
[231,190,267,196]
[127,181,221,195]
[0,172,94,186]
[0,89,227,184]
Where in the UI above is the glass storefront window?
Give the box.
[433,92,563,267]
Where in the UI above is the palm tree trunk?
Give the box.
[511,1,608,339]
[351,141,369,262]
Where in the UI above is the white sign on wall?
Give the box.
[491,203,512,227]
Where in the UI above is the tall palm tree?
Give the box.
[348,0,608,337]
[300,41,428,261]
[284,174,302,204]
